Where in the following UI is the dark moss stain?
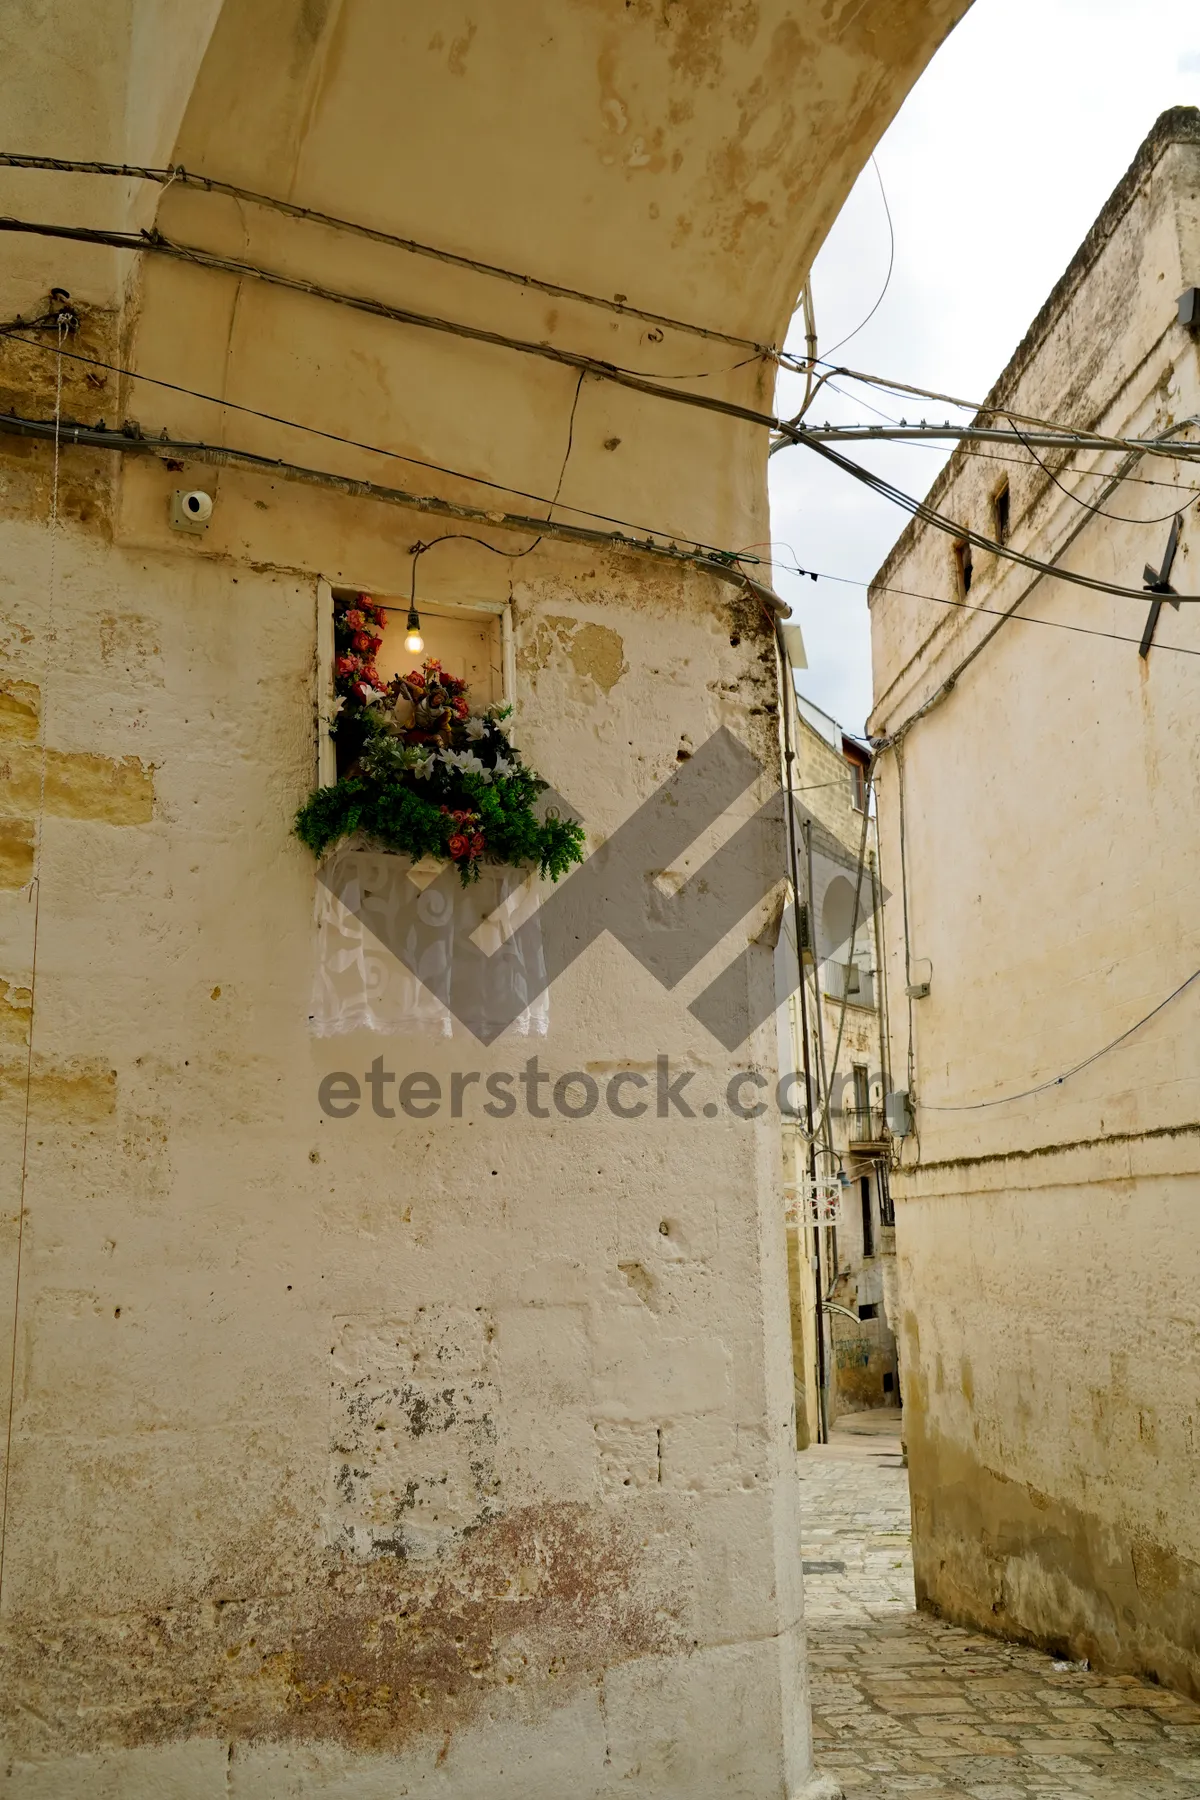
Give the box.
[905,1118,1200,1177]
[906,1383,1200,1700]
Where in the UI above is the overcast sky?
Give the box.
[768,0,1200,733]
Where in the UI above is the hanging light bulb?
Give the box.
[403,606,424,655]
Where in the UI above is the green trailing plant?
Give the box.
[294,604,584,885]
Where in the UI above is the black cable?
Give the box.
[821,157,895,360]
[0,151,775,357]
[547,371,586,517]
[1003,411,1200,526]
[791,430,1200,604]
[883,433,1200,498]
[409,371,589,582]
[0,328,749,565]
[0,214,760,389]
[0,408,787,618]
[772,562,1200,660]
[922,968,1200,1111]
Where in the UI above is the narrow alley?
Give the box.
[799,1417,1200,1799]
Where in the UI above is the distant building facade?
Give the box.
[869,109,1200,1696]
[778,691,898,1446]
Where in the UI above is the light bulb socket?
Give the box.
[403,606,424,654]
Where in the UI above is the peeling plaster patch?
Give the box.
[0,978,32,1046]
[0,678,39,741]
[327,1374,501,1562]
[0,746,154,825]
[661,0,760,83]
[601,95,629,135]
[0,816,34,888]
[519,615,627,695]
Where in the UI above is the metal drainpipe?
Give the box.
[778,650,827,1447]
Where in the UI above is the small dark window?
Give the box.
[847,757,868,811]
[882,1370,895,1393]
[858,1301,878,1321]
[878,1163,895,1228]
[954,539,973,595]
[860,1175,875,1259]
[993,479,1010,544]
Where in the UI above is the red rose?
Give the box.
[470,833,485,856]
[335,654,360,677]
[343,608,366,630]
[452,697,469,720]
[447,833,469,860]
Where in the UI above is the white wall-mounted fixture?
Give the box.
[169,489,213,534]
[906,955,932,999]
[885,1091,913,1137]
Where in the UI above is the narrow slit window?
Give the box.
[860,1175,875,1259]
[954,538,973,595]
[993,478,1010,545]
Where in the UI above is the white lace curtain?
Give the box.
[310,845,549,1040]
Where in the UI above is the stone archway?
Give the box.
[0,5,970,1793]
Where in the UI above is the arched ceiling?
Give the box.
[166,0,966,341]
[1,0,971,575]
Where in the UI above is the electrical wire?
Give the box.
[922,968,1200,1111]
[0,327,753,567]
[1003,411,1200,526]
[772,562,1200,660]
[0,408,787,618]
[410,370,590,581]
[820,157,895,360]
[881,432,1200,498]
[869,416,1200,742]
[0,315,66,1610]
[14,209,1192,492]
[790,429,1200,604]
[0,214,762,389]
[19,320,1198,623]
[776,354,1200,463]
[0,151,775,357]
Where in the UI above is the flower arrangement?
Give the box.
[294,594,585,885]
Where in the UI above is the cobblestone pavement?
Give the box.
[798,1411,1200,1799]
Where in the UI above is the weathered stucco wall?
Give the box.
[870,113,1200,1697]
[0,2,967,1791]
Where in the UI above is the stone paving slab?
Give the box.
[798,1414,1200,1799]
